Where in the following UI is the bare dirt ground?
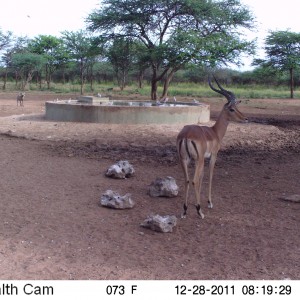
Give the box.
[0,92,299,280]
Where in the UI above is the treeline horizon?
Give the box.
[1,63,299,91]
[0,31,299,95]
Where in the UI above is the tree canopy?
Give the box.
[28,35,67,89]
[11,52,46,90]
[62,30,101,94]
[0,29,12,51]
[107,38,138,90]
[254,30,300,98]
[87,0,256,99]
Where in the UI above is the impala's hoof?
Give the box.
[208,202,213,209]
[196,204,204,219]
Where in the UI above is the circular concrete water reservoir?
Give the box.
[45,99,210,124]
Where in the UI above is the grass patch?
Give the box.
[2,81,300,99]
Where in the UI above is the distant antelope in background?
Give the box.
[176,76,248,218]
[17,92,25,106]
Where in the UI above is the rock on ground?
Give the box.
[140,214,177,233]
[100,190,135,209]
[105,160,135,179]
[279,194,300,203]
[148,176,179,197]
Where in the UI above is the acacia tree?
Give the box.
[256,31,300,98]
[2,37,30,89]
[10,52,45,90]
[28,35,67,89]
[107,38,140,90]
[62,30,99,94]
[87,0,255,100]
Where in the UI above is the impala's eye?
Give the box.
[229,108,235,112]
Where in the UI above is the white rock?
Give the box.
[148,176,179,197]
[105,160,135,179]
[279,194,300,203]
[100,190,135,209]
[140,214,177,233]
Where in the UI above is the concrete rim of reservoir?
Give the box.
[45,100,210,124]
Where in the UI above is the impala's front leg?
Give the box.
[193,159,205,219]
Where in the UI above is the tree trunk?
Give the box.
[46,78,51,89]
[138,69,144,89]
[2,68,7,90]
[22,71,33,91]
[90,64,94,92]
[121,70,127,91]
[150,64,172,100]
[35,71,42,89]
[62,65,66,84]
[46,64,51,89]
[151,79,158,100]
[80,59,84,95]
[151,65,158,100]
[160,68,177,100]
[48,74,52,89]
[90,75,94,92]
[290,68,294,99]
[15,71,19,88]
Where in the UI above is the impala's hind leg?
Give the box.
[193,159,205,219]
[180,158,190,218]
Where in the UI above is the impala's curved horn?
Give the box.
[208,76,228,98]
[208,76,237,105]
[213,76,234,98]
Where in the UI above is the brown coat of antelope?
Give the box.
[176,76,248,218]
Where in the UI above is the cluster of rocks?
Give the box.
[100,160,178,233]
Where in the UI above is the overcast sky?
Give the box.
[0,0,299,70]
[0,0,99,37]
[240,0,300,69]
